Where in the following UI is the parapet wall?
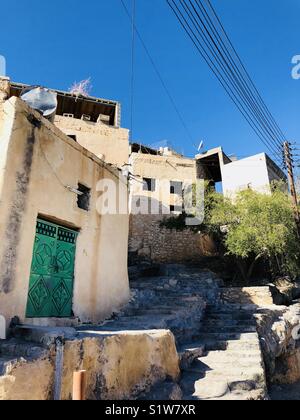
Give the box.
[0,329,180,400]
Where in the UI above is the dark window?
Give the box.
[68,135,77,142]
[143,178,156,192]
[170,181,183,195]
[77,184,91,211]
[170,204,182,213]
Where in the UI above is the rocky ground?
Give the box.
[1,264,300,400]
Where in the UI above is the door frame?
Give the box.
[25,217,79,318]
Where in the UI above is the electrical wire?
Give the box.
[191,0,285,150]
[167,0,282,159]
[166,0,286,164]
[204,0,287,143]
[130,0,136,142]
[120,0,195,144]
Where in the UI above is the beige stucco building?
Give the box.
[0,77,130,328]
[129,144,197,216]
[128,144,216,263]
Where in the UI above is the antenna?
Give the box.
[193,140,205,153]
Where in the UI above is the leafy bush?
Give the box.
[207,186,300,282]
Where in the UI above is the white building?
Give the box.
[221,153,287,197]
[196,147,287,197]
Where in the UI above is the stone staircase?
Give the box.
[180,303,267,400]
[80,267,222,345]
[0,266,271,400]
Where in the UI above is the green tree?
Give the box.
[207,186,300,283]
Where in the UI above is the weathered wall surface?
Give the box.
[129,152,197,214]
[54,115,129,167]
[0,330,180,401]
[255,304,300,385]
[0,97,129,326]
[129,214,216,264]
[0,357,54,400]
[62,331,180,400]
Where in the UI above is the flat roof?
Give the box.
[9,82,120,126]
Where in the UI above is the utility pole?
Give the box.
[284,141,300,234]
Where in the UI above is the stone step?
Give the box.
[199,338,261,351]
[181,369,265,394]
[197,332,259,342]
[197,357,264,369]
[181,375,266,400]
[180,371,265,400]
[203,318,256,327]
[200,325,257,334]
[185,361,265,380]
[178,343,205,370]
[206,309,256,317]
[0,339,47,359]
[207,303,256,311]
[123,308,176,316]
[200,351,263,362]
[205,312,255,321]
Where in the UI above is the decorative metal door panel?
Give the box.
[26,219,78,318]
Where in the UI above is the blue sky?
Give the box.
[1,0,300,161]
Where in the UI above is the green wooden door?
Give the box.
[26,219,78,318]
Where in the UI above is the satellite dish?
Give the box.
[20,86,58,121]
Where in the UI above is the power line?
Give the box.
[204,0,287,143]
[166,0,282,159]
[120,0,195,143]
[166,0,286,163]
[181,0,284,156]
[167,0,278,159]
[175,0,285,155]
[130,0,136,142]
[191,0,285,150]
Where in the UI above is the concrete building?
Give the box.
[0,77,130,328]
[196,147,287,197]
[221,153,287,197]
[129,144,216,264]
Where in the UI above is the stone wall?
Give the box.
[255,304,300,385]
[129,215,217,264]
